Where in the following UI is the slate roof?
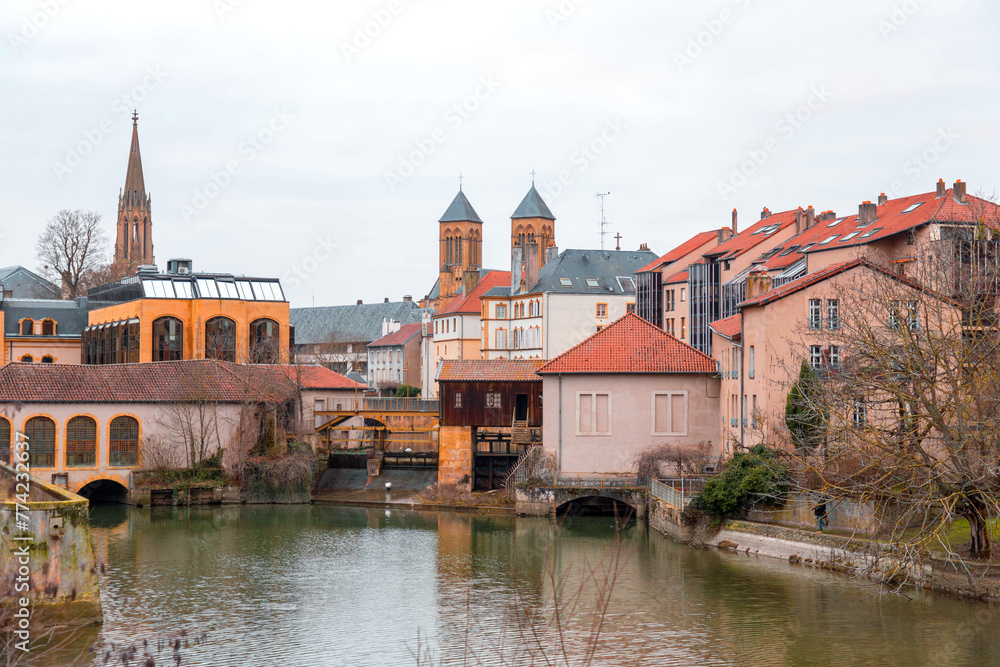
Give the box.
[438,189,483,223]
[290,300,429,345]
[524,248,657,295]
[511,185,555,220]
[709,313,742,340]
[0,359,356,404]
[435,270,511,316]
[2,298,89,336]
[368,322,422,348]
[437,359,545,382]
[538,312,717,375]
[0,266,58,299]
[637,231,721,273]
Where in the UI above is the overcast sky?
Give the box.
[1,0,997,307]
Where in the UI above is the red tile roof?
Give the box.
[637,230,721,273]
[709,314,742,340]
[0,359,363,403]
[261,364,367,390]
[663,268,691,284]
[703,209,799,261]
[368,322,422,348]
[435,271,512,316]
[437,359,545,382]
[538,312,717,375]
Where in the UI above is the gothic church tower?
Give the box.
[436,187,483,306]
[115,111,155,267]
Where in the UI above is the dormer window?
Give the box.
[41,319,55,336]
[20,319,33,335]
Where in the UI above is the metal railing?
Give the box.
[648,476,713,510]
[554,472,646,490]
[321,397,439,413]
[504,446,545,498]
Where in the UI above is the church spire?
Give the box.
[122,110,146,207]
[115,111,155,267]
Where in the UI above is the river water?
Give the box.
[25,504,1000,666]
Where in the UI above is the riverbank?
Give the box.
[312,488,515,514]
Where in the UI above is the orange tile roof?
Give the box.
[704,209,799,261]
[709,314,742,340]
[637,230,721,273]
[435,271,512,316]
[437,359,545,382]
[663,268,691,284]
[368,322,422,348]
[537,312,717,375]
[739,260,859,308]
[263,364,368,390]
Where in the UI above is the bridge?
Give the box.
[314,396,440,456]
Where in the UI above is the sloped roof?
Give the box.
[123,115,146,201]
[435,270,511,316]
[261,364,367,390]
[525,248,657,294]
[368,322,422,348]
[290,300,429,345]
[437,359,545,382]
[709,313,742,340]
[0,266,58,299]
[538,312,717,374]
[0,359,341,404]
[704,209,799,261]
[663,268,691,285]
[2,298,89,336]
[511,185,555,220]
[739,260,860,308]
[637,230,721,273]
[438,189,483,223]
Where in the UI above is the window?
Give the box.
[596,303,608,318]
[752,395,758,428]
[626,302,635,314]
[825,345,840,368]
[24,416,55,467]
[652,391,687,435]
[852,399,867,427]
[496,304,506,319]
[680,317,686,339]
[841,231,862,242]
[577,392,611,435]
[560,278,573,287]
[454,392,462,408]
[596,325,605,332]
[41,355,54,364]
[65,416,97,466]
[889,300,919,330]
[901,202,923,214]
[20,355,33,363]
[731,347,739,378]
[819,234,840,245]
[859,227,883,239]
[205,317,236,362]
[250,318,279,363]
[0,417,10,464]
[109,416,140,466]
[586,279,600,288]
[680,288,686,302]
[665,289,675,312]
[809,345,822,369]
[41,319,55,336]
[20,319,33,335]
[486,392,501,408]
[495,328,507,350]
[617,276,635,292]
[152,317,183,361]
[808,299,822,329]
[827,299,840,330]
[907,229,916,245]
[749,345,755,378]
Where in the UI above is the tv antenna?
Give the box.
[596,192,611,250]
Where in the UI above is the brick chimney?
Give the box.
[638,243,649,251]
[817,210,837,222]
[878,192,888,205]
[511,245,523,294]
[794,207,804,235]
[524,242,540,291]
[546,244,559,265]
[732,208,738,235]
[403,295,413,302]
[356,299,363,305]
[761,207,771,220]
[717,228,733,244]
[745,271,773,301]
[384,297,389,303]
[805,205,816,230]
[936,178,946,197]
[954,179,967,204]
[858,201,878,226]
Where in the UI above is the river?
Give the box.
[23,504,1000,666]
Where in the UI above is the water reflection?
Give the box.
[16,506,1000,666]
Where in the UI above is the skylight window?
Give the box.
[762,224,779,235]
[800,243,815,252]
[560,278,573,287]
[586,279,599,288]
[827,217,846,228]
[173,281,194,299]
[616,276,635,292]
[901,202,924,213]
[859,227,883,239]
[819,234,840,245]
[778,245,801,256]
[841,231,862,242]
[197,278,219,298]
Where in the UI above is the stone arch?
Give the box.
[554,492,643,518]
[74,474,130,504]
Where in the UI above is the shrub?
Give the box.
[690,444,791,519]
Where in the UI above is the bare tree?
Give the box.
[35,209,109,299]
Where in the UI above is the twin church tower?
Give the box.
[435,182,557,307]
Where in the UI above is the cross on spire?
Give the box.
[458,172,463,190]
[530,168,537,184]
[132,109,138,127]
[614,232,622,251]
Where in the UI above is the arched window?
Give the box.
[20,355,33,363]
[457,235,463,265]
[250,318,279,363]
[41,319,55,336]
[65,416,96,466]
[24,416,55,467]
[205,317,236,362]
[152,317,183,361]
[109,416,140,467]
[41,355,54,364]
[20,319,33,335]
[0,417,10,464]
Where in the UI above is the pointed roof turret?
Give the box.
[511,184,555,220]
[439,189,483,223]
[122,110,146,206]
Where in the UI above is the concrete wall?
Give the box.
[438,425,472,489]
[542,372,721,474]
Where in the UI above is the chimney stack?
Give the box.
[732,208,738,235]
[524,242,540,292]
[638,243,649,251]
[745,271,773,301]
[761,207,771,220]
[384,297,389,303]
[936,178,946,197]
[546,244,559,265]
[858,201,878,226]
[805,205,815,230]
[511,245,523,294]
[954,179,967,204]
[717,228,733,244]
[878,192,888,206]
[403,295,412,302]
[795,207,804,235]
[357,299,363,305]
[817,210,837,222]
